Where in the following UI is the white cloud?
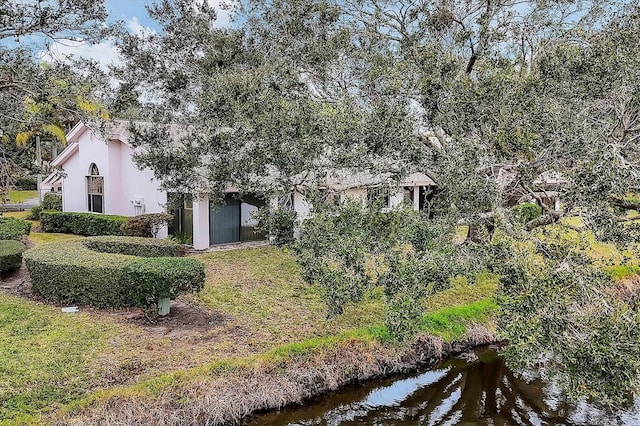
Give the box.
[205,0,236,28]
[127,17,156,37]
[38,17,157,73]
[39,39,120,72]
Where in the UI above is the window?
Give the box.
[87,163,104,213]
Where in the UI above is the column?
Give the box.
[192,195,210,250]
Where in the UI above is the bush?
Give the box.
[83,236,184,257]
[511,202,543,224]
[0,240,26,272]
[25,241,134,307]
[254,207,297,247]
[15,176,37,190]
[0,217,32,240]
[123,213,173,238]
[41,193,62,211]
[26,206,42,220]
[125,257,205,310]
[24,240,205,310]
[40,211,126,236]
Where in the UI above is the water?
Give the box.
[246,347,640,425]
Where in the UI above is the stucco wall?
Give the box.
[60,126,167,230]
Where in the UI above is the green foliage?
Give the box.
[24,240,204,310]
[254,207,297,247]
[40,211,126,236]
[83,235,184,257]
[15,176,36,190]
[41,192,62,211]
[511,202,542,224]
[295,202,483,340]
[25,241,135,307]
[0,240,26,272]
[125,257,205,316]
[123,213,173,238]
[26,205,42,220]
[0,217,31,240]
[490,233,640,404]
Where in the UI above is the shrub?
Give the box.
[0,240,26,272]
[511,202,543,224]
[0,217,32,240]
[125,257,205,311]
[25,241,134,307]
[40,211,126,236]
[41,193,62,211]
[15,176,37,190]
[83,236,184,257]
[254,207,297,247]
[123,213,173,237]
[26,206,42,220]
[24,240,205,310]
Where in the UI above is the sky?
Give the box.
[22,0,234,71]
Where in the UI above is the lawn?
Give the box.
[0,240,498,424]
[6,191,38,204]
[0,294,123,424]
[0,211,634,424]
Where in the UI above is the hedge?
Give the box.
[25,241,135,307]
[82,236,184,258]
[0,218,32,240]
[0,240,26,272]
[24,240,204,309]
[40,211,126,236]
[42,193,63,211]
[126,257,205,309]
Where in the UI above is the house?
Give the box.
[48,121,168,237]
[46,122,437,249]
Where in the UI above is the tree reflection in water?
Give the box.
[246,347,640,426]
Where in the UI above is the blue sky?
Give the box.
[6,1,233,70]
[105,0,160,32]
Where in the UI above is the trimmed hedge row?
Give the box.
[39,211,174,239]
[0,240,26,272]
[126,257,205,308]
[24,240,204,309]
[83,236,184,257]
[40,211,127,236]
[0,218,32,240]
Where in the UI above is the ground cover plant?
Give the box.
[0,241,497,424]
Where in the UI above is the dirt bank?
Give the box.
[54,325,497,425]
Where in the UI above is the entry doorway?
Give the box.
[210,193,266,244]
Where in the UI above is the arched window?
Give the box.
[87,163,104,213]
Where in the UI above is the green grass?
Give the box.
[28,232,82,246]
[6,191,38,204]
[421,299,498,342]
[194,247,386,347]
[0,293,121,424]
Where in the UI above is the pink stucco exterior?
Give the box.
[53,123,168,237]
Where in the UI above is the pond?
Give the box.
[246,347,640,425]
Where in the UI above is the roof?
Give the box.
[293,169,437,191]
